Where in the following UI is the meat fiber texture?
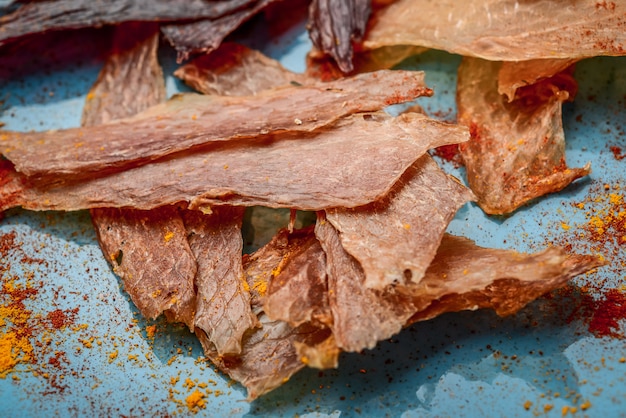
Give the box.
[0,69,432,179]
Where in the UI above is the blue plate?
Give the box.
[0,13,625,418]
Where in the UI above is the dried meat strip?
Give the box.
[0,0,255,47]
[83,24,198,328]
[363,0,626,61]
[1,70,432,179]
[162,0,276,62]
[92,206,197,328]
[457,57,589,214]
[1,112,466,212]
[406,234,606,323]
[182,206,258,356]
[174,42,311,96]
[308,0,371,73]
[326,149,474,290]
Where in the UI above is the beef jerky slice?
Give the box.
[326,154,474,290]
[84,24,196,328]
[92,206,197,327]
[498,58,579,103]
[182,206,258,356]
[407,234,606,323]
[457,57,589,214]
[1,70,432,179]
[308,0,371,73]
[262,227,331,328]
[0,0,254,46]
[315,216,418,352]
[196,228,338,400]
[1,112,467,212]
[363,0,626,61]
[174,42,311,96]
[162,0,276,62]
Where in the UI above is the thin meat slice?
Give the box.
[407,234,606,323]
[0,0,255,47]
[174,42,311,96]
[162,0,277,62]
[315,215,418,352]
[91,206,197,328]
[457,57,589,215]
[1,70,432,179]
[326,152,474,290]
[182,206,258,356]
[81,22,166,126]
[83,24,198,329]
[363,0,626,61]
[0,112,467,212]
[498,58,579,103]
[308,0,371,73]
[262,227,331,327]
[196,228,338,400]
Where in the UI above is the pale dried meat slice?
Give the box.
[315,216,418,352]
[0,0,255,47]
[363,0,626,61]
[195,228,338,400]
[457,57,589,214]
[91,206,197,328]
[161,0,277,62]
[0,112,462,212]
[174,42,311,96]
[262,227,331,327]
[182,206,258,356]
[308,0,371,73]
[498,58,579,102]
[1,70,432,179]
[81,22,166,126]
[406,234,606,323]
[326,150,474,290]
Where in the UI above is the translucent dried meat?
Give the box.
[182,206,258,356]
[308,0,371,72]
[498,58,579,102]
[326,150,474,290]
[91,206,197,328]
[0,0,255,47]
[1,112,465,212]
[364,0,626,61]
[174,42,311,96]
[1,70,432,179]
[407,234,606,323]
[457,57,589,214]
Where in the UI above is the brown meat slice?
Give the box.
[0,0,255,47]
[307,0,371,73]
[498,58,579,103]
[262,227,331,327]
[161,0,277,62]
[326,152,474,290]
[195,228,338,400]
[315,215,418,352]
[457,57,589,215]
[1,112,467,212]
[407,234,606,323]
[1,70,432,179]
[81,22,166,126]
[91,206,197,328]
[83,24,197,329]
[363,0,626,61]
[181,206,258,356]
[174,42,311,96]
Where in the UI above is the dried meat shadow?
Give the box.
[246,289,594,417]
